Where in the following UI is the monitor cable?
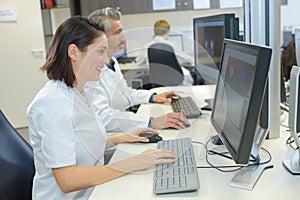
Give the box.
[286,133,300,150]
[193,138,272,173]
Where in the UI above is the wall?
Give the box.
[0,0,47,128]
[281,0,300,31]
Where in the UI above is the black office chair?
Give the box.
[147,43,184,89]
[0,110,35,200]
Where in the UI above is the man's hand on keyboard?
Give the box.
[152,92,179,104]
[151,112,190,130]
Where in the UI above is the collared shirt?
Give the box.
[84,57,152,132]
[27,80,106,200]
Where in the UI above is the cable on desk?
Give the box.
[193,137,272,172]
[188,115,201,127]
[286,134,300,150]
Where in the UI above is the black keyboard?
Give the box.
[171,97,202,118]
[153,138,200,194]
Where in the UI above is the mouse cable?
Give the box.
[189,118,197,126]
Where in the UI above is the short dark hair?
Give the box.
[87,7,121,33]
[41,16,105,87]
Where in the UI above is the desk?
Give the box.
[119,63,196,89]
[90,85,300,200]
[119,62,149,89]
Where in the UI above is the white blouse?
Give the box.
[27,80,106,200]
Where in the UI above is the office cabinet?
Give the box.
[79,0,150,16]
[175,0,193,11]
[118,0,150,14]
[71,0,238,16]
[79,0,115,16]
[41,7,71,49]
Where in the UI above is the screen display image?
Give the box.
[195,20,224,69]
[193,14,239,84]
[168,34,184,51]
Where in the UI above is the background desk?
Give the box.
[119,63,196,89]
[90,85,300,200]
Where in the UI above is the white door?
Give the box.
[0,0,47,128]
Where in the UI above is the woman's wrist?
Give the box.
[107,133,125,145]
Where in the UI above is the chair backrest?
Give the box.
[148,43,184,88]
[0,110,35,200]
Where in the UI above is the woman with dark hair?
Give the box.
[27,16,175,200]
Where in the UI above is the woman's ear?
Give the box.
[68,44,78,62]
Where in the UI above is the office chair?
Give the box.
[147,43,184,88]
[0,110,35,200]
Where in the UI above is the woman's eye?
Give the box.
[98,50,105,55]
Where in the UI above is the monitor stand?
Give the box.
[229,159,273,190]
[282,127,300,175]
[282,150,300,175]
[230,125,273,190]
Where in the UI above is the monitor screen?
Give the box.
[168,34,184,51]
[193,14,239,84]
[211,39,272,165]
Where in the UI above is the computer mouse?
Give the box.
[139,132,163,143]
[182,121,190,127]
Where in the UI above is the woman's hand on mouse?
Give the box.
[106,127,160,145]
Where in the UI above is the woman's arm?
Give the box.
[52,164,126,193]
[52,148,175,193]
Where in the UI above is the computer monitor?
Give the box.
[282,65,300,175]
[168,34,184,51]
[210,39,272,190]
[193,14,239,84]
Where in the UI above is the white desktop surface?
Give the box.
[119,62,148,71]
[90,85,300,200]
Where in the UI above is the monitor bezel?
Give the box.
[210,39,272,164]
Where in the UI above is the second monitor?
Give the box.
[210,39,272,190]
[193,13,239,84]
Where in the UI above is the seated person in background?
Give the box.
[27,16,176,199]
[86,7,190,132]
[281,36,297,80]
[136,19,194,86]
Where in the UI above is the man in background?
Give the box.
[136,19,195,86]
[85,7,190,133]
